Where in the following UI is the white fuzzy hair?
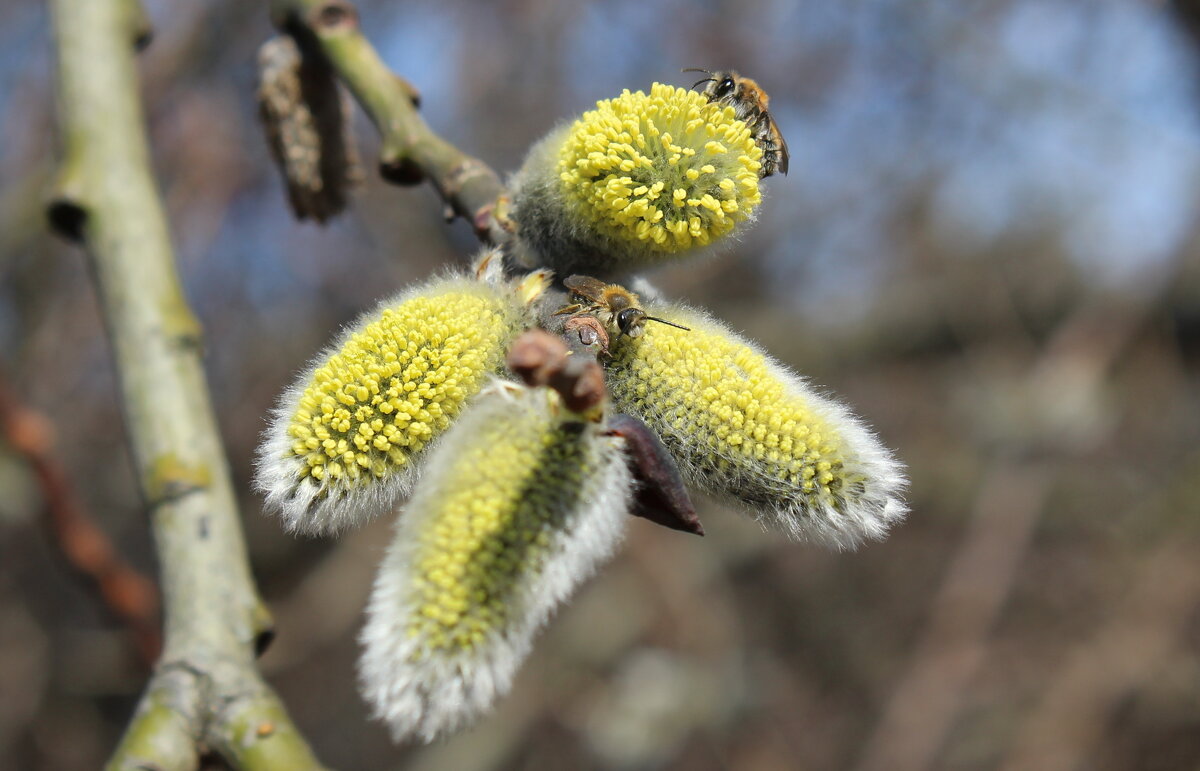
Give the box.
[753,351,908,549]
[358,384,633,742]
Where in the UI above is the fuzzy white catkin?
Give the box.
[359,383,632,742]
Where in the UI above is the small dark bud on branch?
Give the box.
[507,329,606,414]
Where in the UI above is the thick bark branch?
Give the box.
[269,0,511,243]
[47,0,325,768]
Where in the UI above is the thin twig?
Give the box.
[269,0,511,243]
[0,375,161,665]
[47,0,325,767]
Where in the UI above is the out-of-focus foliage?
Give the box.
[3,0,1200,769]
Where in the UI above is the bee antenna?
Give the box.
[682,67,715,90]
[643,316,691,332]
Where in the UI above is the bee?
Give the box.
[684,68,789,179]
[555,275,690,340]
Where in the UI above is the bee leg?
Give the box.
[606,414,703,536]
[553,303,585,316]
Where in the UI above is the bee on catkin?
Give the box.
[603,303,907,549]
[685,68,790,178]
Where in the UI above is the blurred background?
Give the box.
[3,0,1200,768]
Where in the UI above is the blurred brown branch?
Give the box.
[0,376,161,665]
[855,269,1177,771]
[268,0,510,243]
[999,452,1200,771]
[46,0,325,767]
[854,462,1051,771]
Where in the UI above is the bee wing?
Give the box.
[563,274,609,302]
[766,111,790,176]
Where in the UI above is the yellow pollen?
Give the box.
[607,309,856,508]
[404,394,598,653]
[557,83,762,253]
[283,283,520,495]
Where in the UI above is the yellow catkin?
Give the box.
[604,305,906,548]
[404,392,595,652]
[359,384,630,742]
[511,83,764,275]
[259,277,533,534]
[558,83,762,252]
[286,289,510,486]
[609,316,846,499]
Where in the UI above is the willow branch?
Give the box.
[47,0,324,768]
[269,0,510,243]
